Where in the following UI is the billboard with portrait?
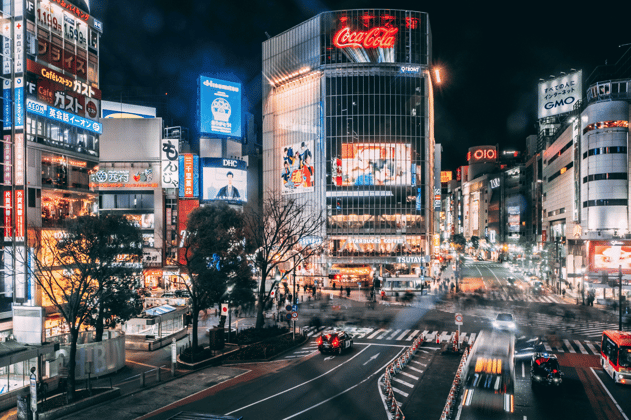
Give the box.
[200,158,247,203]
[198,76,242,138]
[281,140,314,194]
[340,143,411,186]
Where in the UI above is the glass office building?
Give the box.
[263,10,435,286]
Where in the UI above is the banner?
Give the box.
[281,140,314,194]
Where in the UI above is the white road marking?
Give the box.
[387,329,402,340]
[590,367,630,420]
[400,371,419,380]
[225,345,373,416]
[367,329,385,339]
[412,360,427,367]
[544,343,553,352]
[376,329,393,339]
[574,340,588,354]
[406,330,421,341]
[563,339,576,353]
[392,376,414,388]
[408,366,423,374]
[392,387,409,398]
[585,341,598,354]
[396,329,411,340]
[522,362,525,378]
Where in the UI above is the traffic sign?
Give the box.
[286,313,293,320]
[292,305,298,312]
[221,303,229,315]
[455,313,463,325]
[291,312,298,319]
[285,305,292,312]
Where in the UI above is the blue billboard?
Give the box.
[198,76,241,138]
[200,158,247,204]
[27,99,102,134]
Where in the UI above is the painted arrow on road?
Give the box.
[324,356,336,361]
[363,353,380,366]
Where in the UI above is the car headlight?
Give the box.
[492,321,498,328]
[533,375,542,381]
[508,322,516,329]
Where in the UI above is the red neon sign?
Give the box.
[333,27,398,49]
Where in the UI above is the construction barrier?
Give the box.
[438,341,471,420]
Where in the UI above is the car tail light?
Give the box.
[552,369,558,374]
[332,337,340,348]
[316,336,322,345]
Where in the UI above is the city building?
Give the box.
[262,10,435,286]
[0,0,103,342]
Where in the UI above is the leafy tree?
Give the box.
[73,215,143,342]
[24,215,140,402]
[180,203,253,351]
[243,194,325,329]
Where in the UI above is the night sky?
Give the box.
[90,1,630,170]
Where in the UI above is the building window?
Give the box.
[582,172,627,183]
[547,139,573,165]
[547,161,573,182]
[583,146,627,159]
[582,120,629,135]
[583,199,627,207]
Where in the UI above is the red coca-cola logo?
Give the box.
[333,27,398,49]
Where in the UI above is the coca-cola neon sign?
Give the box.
[333,27,398,49]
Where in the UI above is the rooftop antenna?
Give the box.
[265,31,271,39]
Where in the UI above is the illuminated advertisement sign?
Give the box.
[2,79,10,130]
[340,143,411,186]
[179,154,199,198]
[434,187,441,210]
[4,190,11,240]
[15,133,24,185]
[161,138,179,189]
[15,189,24,242]
[467,146,497,163]
[198,76,242,138]
[178,199,200,265]
[333,27,398,49]
[200,158,247,203]
[281,140,314,194]
[440,171,452,183]
[37,40,88,81]
[2,18,11,75]
[14,77,24,129]
[3,135,11,183]
[538,70,582,119]
[89,168,157,189]
[13,19,23,74]
[26,98,102,134]
[591,241,631,273]
[27,59,101,99]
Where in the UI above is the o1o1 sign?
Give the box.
[455,313,463,326]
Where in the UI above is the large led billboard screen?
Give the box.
[590,241,631,273]
[340,143,411,186]
[198,76,242,138]
[281,140,314,194]
[200,158,247,203]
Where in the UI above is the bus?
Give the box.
[600,330,631,384]
[461,329,515,413]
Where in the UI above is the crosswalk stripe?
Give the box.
[392,387,409,398]
[406,330,421,341]
[397,329,411,340]
[400,371,420,380]
[367,329,385,339]
[563,339,575,353]
[574,340,588,354]
[585,341,598,354]
[377,329,393,340]
[408,366,423,374]
[469,333,477,344]
[411,360,427,367]
[392,377,414,388]
[388,329,402,340]
[439,331,449,342]
[544,343,553,352]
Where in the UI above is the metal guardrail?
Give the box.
[439,341,472,420]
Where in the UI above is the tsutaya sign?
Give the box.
[333,27,398,49]
[396,256,428,264]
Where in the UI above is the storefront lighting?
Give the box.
[271,67,311,87]
[434,68,441,83]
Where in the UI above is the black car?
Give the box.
[531,352,563,387]
[316,330,353,354]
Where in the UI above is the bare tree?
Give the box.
[243,194,325,329]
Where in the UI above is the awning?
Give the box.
[144,305,176,316]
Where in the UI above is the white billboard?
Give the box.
[538,70,582,119]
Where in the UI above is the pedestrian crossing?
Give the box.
[483,290,567,304]
[300,326,477,345]
[540,339,602,355]
[513,312,619,338]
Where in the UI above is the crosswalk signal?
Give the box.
[336,199,342,210]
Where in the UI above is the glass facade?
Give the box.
[263,10,434,285]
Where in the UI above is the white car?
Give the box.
[493,313,517,331]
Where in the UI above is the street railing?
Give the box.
[380,332,426,420]
[439,341,472,420]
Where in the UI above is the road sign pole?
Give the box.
[293,319,295,341]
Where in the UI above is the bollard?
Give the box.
[140,371,145,387]
[156,367,161,382]
[390,398,397,413]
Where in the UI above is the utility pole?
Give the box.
[619,265,623,331]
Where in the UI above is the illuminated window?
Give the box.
[583,120,629,134]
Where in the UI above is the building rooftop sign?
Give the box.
[333,27,398,49]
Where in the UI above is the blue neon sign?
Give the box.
[198,76,241,138]
[26,99,102,134]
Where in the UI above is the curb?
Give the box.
[37,388,121,420]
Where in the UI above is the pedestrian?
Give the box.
[346,286,351,297]
[332,282,336,290]
[562,289,566,298]
[381,289,386,300]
